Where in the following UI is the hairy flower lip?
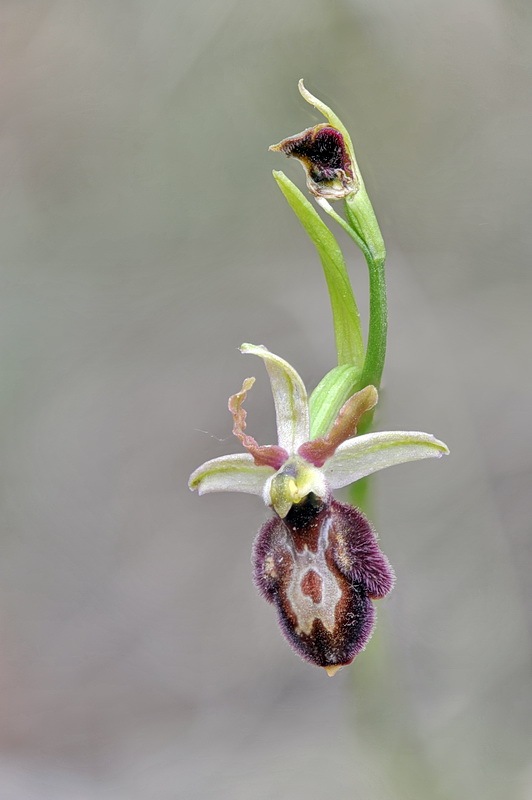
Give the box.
[253,496,395,672]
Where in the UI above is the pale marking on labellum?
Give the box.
[334,531,351,574]
[286,516,342,636]
[264,554,276,578]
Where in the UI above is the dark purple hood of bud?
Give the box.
[253,495,394,671]
[283,126,350,180]
[271,124,357,199]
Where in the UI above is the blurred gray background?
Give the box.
[1,1,531,798]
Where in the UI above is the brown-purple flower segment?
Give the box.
[270,124,357,199]
[253,493,394,672]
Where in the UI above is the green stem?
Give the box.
[360,252,387,390]
[316,196,387,515]
[316,199,388,392]
[343,198,387,391]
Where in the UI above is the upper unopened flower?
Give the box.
[270,123,357,200]
[189,344,448,675]
[270,80,361,202]
[271,80,386,266]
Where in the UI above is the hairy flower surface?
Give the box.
[189,344,448,675]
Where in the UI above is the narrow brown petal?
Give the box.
[228,378,288,470]
[299,385,378,467]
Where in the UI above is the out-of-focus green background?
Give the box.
[1,2,531,798]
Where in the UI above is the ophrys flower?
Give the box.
[189,343,448,675]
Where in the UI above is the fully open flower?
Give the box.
[189,344,448,675]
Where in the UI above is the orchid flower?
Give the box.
[189,343,448,676]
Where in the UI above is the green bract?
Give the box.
[309,364,360,439]
[272,171,363,372]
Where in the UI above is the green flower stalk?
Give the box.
[188,81,449,674]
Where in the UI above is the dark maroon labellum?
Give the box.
[253,495,394,670]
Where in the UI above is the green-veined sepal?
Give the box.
[240,343,310,453]
[323,431,449,490]
[188,453,274,496]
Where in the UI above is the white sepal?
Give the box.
[323,431,449,490]
[240,343,310,453]
[189,453,274,496]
